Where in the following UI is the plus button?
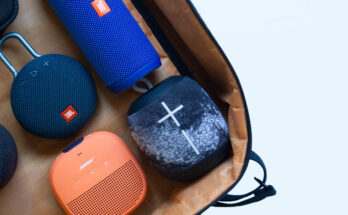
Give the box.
[43,61,50,67]
[158,101,200,155]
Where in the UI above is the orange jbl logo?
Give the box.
[91,0,111,17]
[61,105,78,123]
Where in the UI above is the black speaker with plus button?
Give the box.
[128,76,231,181]
[0,33,97,139]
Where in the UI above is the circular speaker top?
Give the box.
[0,124,17,189]
[11,54,97,139]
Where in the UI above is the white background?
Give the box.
[190,0,348,214]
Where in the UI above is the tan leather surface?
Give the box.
[0,0,248,214]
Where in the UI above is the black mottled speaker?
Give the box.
[0,33,97,139]
[0,124,18,189]
[128,76,231,181]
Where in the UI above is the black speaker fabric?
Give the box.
[0,0,18,34]
[128,76,231,181]
[11,54,97,139]
[0,124,18,189]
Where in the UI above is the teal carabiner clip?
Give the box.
[0,32,42,78]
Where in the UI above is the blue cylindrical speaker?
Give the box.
[48,0,162,93]
[128,76,231,181]
[0,124,18,189]
[0,33,97,139]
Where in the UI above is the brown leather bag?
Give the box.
[0,0,275,214]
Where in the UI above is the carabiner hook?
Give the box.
[0,32,42,78]
[132,78,154,93]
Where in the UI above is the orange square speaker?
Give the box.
[50,131,147,215]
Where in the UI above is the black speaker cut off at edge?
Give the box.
[0,124,18,189]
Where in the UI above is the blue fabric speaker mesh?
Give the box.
[48,0,160,92]
[0,124,17,189]
[0,0,18,33]
[11,54,97,139]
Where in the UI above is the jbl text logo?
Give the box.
[61,105,78,123]
[91,0,111,17]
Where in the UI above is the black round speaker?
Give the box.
[0,124,18,189]
[0,33,97,139]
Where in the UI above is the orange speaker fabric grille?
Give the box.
[67,160,144,215]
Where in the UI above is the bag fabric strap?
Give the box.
[214,151,276,207]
